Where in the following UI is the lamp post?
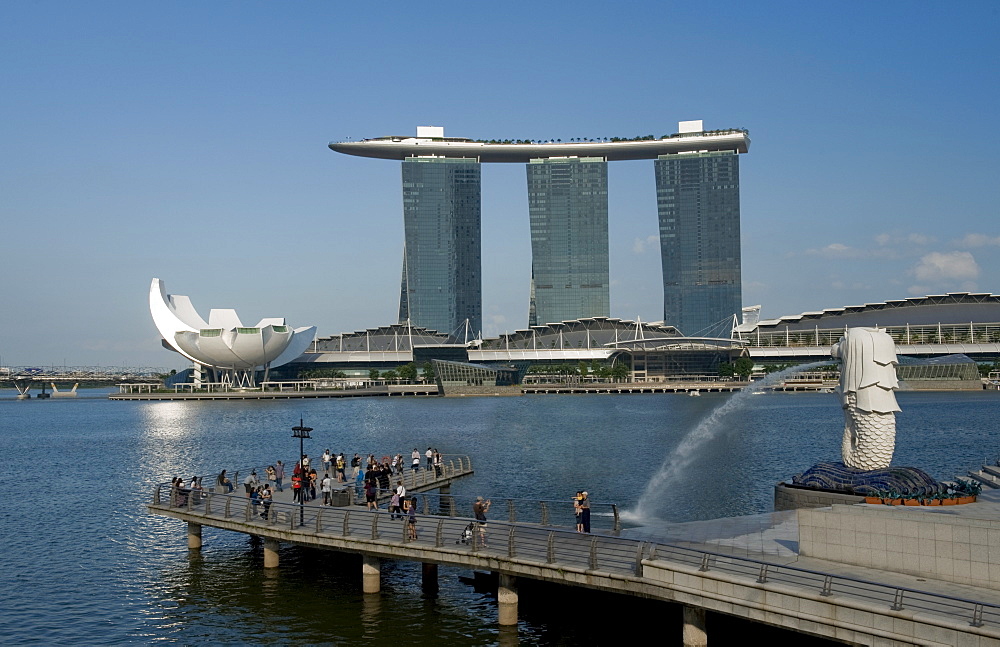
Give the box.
[291,418,312,526]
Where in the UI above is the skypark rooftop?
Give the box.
[329,123,750,163]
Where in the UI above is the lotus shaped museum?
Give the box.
[150,278,316,385]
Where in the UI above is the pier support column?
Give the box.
[362,554,381,593]
[263,538,280,568]
[682,606,707,647]
[497,574,518,626]
[422,562,438,593]
[187,522,202,550]
[439,484,450,495]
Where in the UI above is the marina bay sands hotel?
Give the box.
[329,121,750,337]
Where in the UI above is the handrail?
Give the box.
[150,481,1000,628]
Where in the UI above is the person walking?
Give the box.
[364,477,378,511]
[291,470,303,503]
[274,461,285,492]
[406,497,418,540]
[321,473,333,506]
[322,449,332,473]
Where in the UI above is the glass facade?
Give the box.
[655,151,742,337]
[526,157,610,326]
[400,157,482,335]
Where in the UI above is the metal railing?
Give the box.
[151,481,1000,633]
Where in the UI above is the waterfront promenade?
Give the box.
[150,469,1000,646]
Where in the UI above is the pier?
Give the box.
[150,464,1000,646]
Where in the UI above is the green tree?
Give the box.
[421,361,435,381]
[734,357,755,379]
[382,369,399,381]
[718,362,735,378]
[610,360,631,382]
[578,360,590,377]
[397,362,418,383]
[368,368,380,380]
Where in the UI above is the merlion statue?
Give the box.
[830,328,900,470]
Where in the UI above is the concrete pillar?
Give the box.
[497,574,518,626]
[682,606,707,647]
[187,522,202,550]
[362,554,381,593]
[422,562,438,593]
[263,538,280,568]
[439,484,451,495]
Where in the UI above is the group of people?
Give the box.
[574,491,591,533]
[170,476,205,507]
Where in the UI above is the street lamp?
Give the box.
[291,417,312,526]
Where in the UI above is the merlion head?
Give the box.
[832,327,900,413]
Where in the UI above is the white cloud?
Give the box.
[632,234,659,254]
[954,233,1000,248]
[907,251,979,294]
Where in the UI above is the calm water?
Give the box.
[1,389,998,645]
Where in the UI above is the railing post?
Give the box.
[371,513,379,540]
[507,499,515,523]
[508,526,516,559]
[205,492,212,515]
[421,495,429,515]
[972,603,985,628]
[820,575,833,596]
[891,589,905,611]
[611,504,620,533]
[224,496,232,519]
[635,542,647,576]
[546,531,555,563]
[316,508,323,533]
[540,501,549,526]
[154,485,161,505]
[756,563,769,584]
[343,510,350,536]
[589,537,598,570]
[435,519,444,548]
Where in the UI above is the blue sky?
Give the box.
[2,1,998,369]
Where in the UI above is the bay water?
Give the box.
[1,389,997,644]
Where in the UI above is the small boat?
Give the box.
[688,390,700,397]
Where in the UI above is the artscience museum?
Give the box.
[149,278,316,387]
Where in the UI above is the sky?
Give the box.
[2,1,999,370]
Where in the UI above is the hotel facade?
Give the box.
[330,121,749,337]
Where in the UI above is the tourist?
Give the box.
[426,447,433,471]
[406,497,418,540]
[378,462,391,491]
[308,468,318,501]
[364,477,378,511]
[274,461,285,492]
[321,473,333,506]
[411,448,420,471]
[390,453,399,474]
[579,491,591,533]
[302,454,310,472]
[473,496,491,545]
[574,491,583,531]
[265,465,276,488]
[217,469,233,493]
[250,486,261,516]
[291,470,303,503]
[351,453,361,480]
[244,471,259,497]
[389,488,401,520]
[336,453,346,482]
[260,484,272,519]
[189,476,204,501]
[433,450,443,477]
[322,449,332,473]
